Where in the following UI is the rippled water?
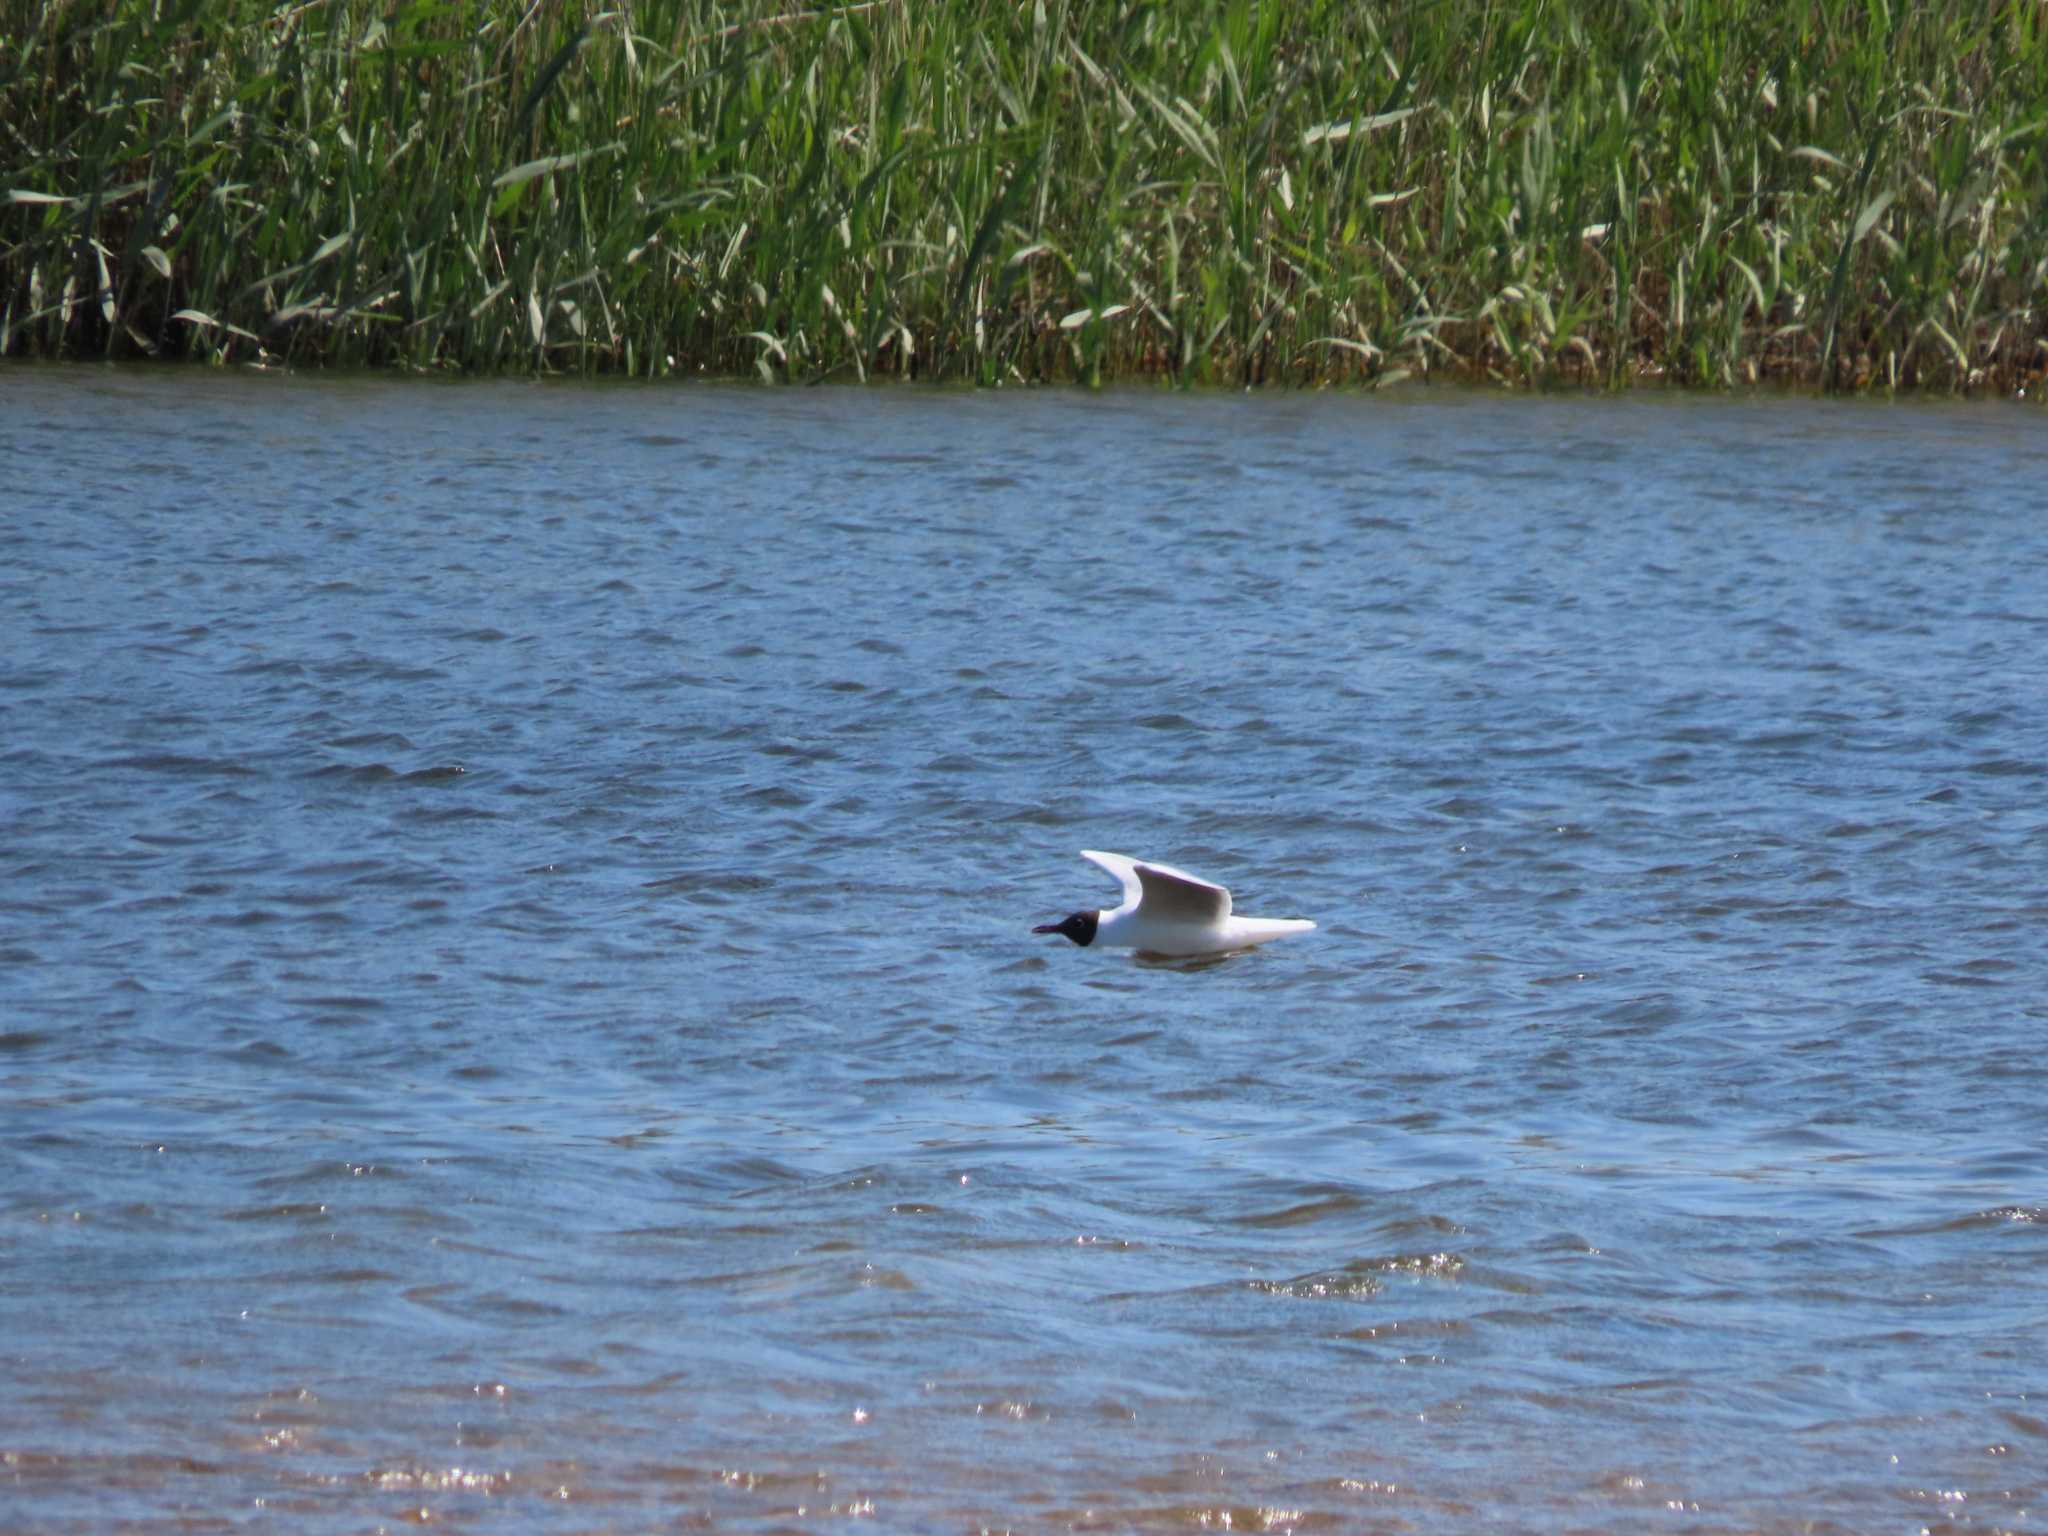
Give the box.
[3,370,2045,1532]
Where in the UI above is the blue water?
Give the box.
[3,370,2045,1531]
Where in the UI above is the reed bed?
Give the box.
[4,0,2046,389]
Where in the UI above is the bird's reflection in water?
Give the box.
[1132,948,1249,971]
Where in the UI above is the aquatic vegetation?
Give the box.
[4,0,2045,390]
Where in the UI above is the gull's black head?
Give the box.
[1032,909,1099,947]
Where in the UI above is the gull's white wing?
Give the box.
[1079,849,1145,908]
[1081,849,1231,924]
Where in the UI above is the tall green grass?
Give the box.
[4,0,2045,389]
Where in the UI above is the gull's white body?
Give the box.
[1077,850,1316,956]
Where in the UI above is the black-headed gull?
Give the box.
[1033,849,1317,957]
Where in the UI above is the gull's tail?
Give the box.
[1226,917,1317,948]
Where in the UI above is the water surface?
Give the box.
[3,371,2045,1532]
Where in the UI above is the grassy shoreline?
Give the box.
[5,0,2046,391]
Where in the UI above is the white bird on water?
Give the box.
[1033,850,1317,957]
